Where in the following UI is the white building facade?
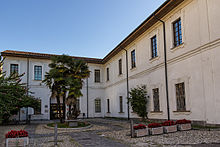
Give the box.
[1,0,220,125]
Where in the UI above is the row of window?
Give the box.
[152,82,186,112]
[10,64,42,81]
[95,82,186,114]
[94,18,182,83]
[95,96,124,113]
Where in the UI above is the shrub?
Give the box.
[5,130,28,138]
[129,85,149,120]
[162,120,175,126]
[148,123,162,128]
[175,119,191,124]
[133,124,146,130]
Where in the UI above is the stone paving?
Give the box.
[1,118,220,147]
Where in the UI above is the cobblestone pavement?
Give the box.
[1,119,220,147]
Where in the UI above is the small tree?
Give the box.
[129,85,149,120]
[0,57,40,124]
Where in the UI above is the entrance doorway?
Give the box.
[50,103,63,120]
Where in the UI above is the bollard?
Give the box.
[130,119,134,138]
[54,123,58,145]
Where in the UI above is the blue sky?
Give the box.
[0,0,166,58]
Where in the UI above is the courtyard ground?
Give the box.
[1,118,220,147]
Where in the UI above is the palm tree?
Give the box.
[43,55,90,123]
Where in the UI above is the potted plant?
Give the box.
[5,130,29,147]
[148,123,163,135]
[133,124,149,137]
[175,119,191,131]
[162,120,177,133]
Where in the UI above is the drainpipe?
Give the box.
[86,77,89,118]
[122,49,130,120]
[26,58,30,123]
[154,15,170,120]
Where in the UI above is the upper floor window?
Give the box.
[151,35,157,58]
[10,64,18,75]
[106,68,109,81]
[119,96,123,113]
[34,65,42,81]
[131,50,136,68]
[95,99,101,113]
[175,82,186,111]
[94,69,100,83]
[118,59,122,75]
[153,88,160,112]
[173,18,182,47]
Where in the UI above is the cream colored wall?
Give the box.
[102,0,220,124]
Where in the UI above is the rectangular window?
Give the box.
[76,99,80,111]
[173,18,182,47]
[106,68,109,81]
[153,88,160,112]
[34,99,41,114]
[34,65,42,80]
[176,82,186,111]
[151,35,157,58]
[10,64,18,75]
[118,59,122,75]
[107,99,110,113]
[94,69,100,83]
[119,96,123,113]
[95,99,101,113]
[131,50,136,68]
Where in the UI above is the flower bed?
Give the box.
[148,123,163,135]
[162,120,177,133]
[5,130,29,147]
[176,119,191,131]
[133,124,149,137]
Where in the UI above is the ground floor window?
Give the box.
[175,82,186,111]
[119,96,123,113]
[95,99,101,113]
[153,88,160,112]
[34,99,41,114]
[107,99,110,113]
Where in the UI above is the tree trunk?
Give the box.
[56,95,62,123]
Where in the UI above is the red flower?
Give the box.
[175,119,191,124]
[5,130,28,138]
[162,120,175,126]
[133,124,146,130]
[148,123,162,128]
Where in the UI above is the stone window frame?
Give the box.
[95,98,101,113]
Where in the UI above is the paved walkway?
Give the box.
[24,119,129,147]
[2,118,220,147]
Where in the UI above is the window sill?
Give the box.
[150,111,163,115]
[118,112,124,114]
[130,67,136,71]
[118,73,123,77]
[149,56,159,63]
[95,112,101,113]
[106,112,111,114]
[173,110,191,115]
[170,43,184,52]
